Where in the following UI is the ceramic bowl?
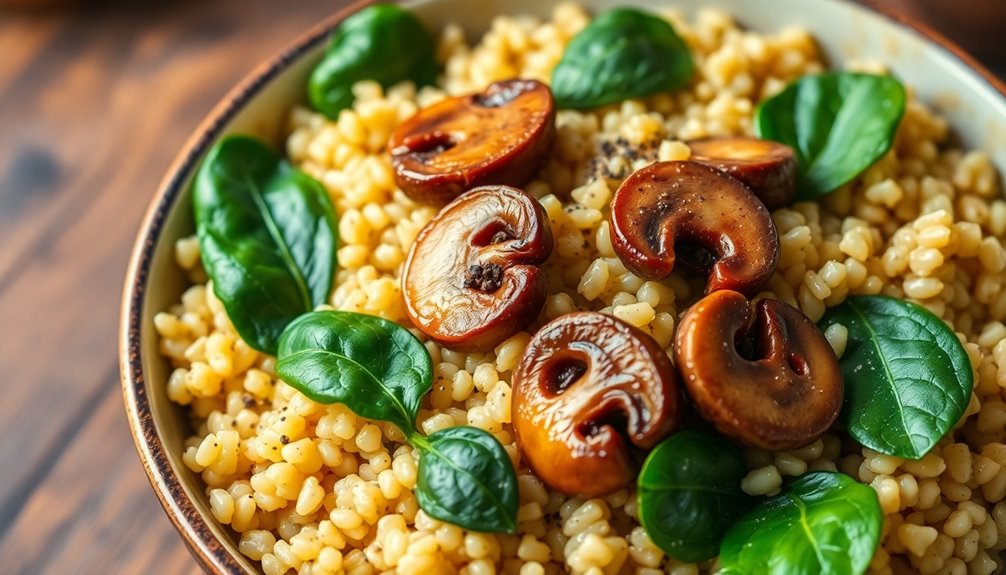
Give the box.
[119,0,1006,572]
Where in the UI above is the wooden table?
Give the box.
[0,2,1002,574]
[0,1,337,573]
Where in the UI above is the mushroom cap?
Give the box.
[402,185,552,352]
[674,290,843,450]
[610,160,780,297]
[389,79,556,204]
[512,312,680,497]
[686,136,797,209]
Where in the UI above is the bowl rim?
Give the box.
[118,1,1006,574]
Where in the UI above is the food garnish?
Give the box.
[820,295,975,459]
[277,310,519,533]
[193,135,337,354]
[551,7,694,109]
[637,430,752,563]
[308,4,437,119]
[718,471,883,575]
[276,311,433,433]
[756,72,906,199]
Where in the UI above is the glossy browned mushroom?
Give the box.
[610,160,779,297]
[512,312,680,496]
[389,79,556,204]
[402,185,552,351]
[674,290,843,450]
[687,136,798,209]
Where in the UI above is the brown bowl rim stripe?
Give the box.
[118,1,1006,574]
[119,1,374,573]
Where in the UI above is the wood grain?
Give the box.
[0,388,202,574]
[0,1,339,573]
[860,0,1006,69]
[0,1,1003,574]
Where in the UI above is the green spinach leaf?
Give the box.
[414,426,518,534]
[551,7,694,109]
[194,135,336,354]
[308,4,437,119]
[719,471,882,575]
[755,72,905,199]
[277,312,519,533]
[637,430,752,563]
[276,311,432,433]
[819,295,973,459]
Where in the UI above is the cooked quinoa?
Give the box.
[155,4,1006,574]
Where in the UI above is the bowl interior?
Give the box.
[126,0,1006,572]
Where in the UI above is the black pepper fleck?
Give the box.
[464,263,504,292]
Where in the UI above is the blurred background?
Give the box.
[861,0,1006,71]
[0,0,1003,573]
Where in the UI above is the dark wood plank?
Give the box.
[858,0,1006,69]
[0,382,201,575]
[0,1,339,571]
[0,0,334,511]
[0,0,332,288]
[0,10,64,93]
